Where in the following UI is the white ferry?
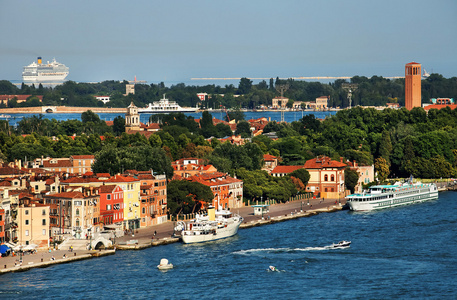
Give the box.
[174,206,243,244]
[22,57,69,82]
[138,94,198,113]
[346,178,438,211]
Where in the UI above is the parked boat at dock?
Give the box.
[174,206,243,244]
[346,177,438,211]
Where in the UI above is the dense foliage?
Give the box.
[1,73,456,110]
[166,180,214,215]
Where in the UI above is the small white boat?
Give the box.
[157,258,173,270]
[331,241,351,248]
[269,265,279,272]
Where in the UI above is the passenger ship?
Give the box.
[346,178,438,211]
[174,206,243,244]
[138,94,198,113]
[22,57,69,82]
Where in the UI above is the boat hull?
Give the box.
[181,219,242,244]
[347,185,438,211]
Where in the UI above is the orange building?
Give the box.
[405,62,422,110]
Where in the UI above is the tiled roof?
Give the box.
[271,165,305,174]
[45,191,84,199]
[304,156,347,169]
[423,104,457,111]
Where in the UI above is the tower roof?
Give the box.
[406,62,421,66]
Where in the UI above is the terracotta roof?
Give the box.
[61,177,102,184]
[42,159,72,168]
[423,104,457,111]
[0,166,28,175]
[304,156,347,169]
[263,154,278,161]
[99,185,117,193]
[45,191,84,199]
[104,175,138,183]
[271,165,305,174]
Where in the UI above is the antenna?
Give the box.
[342,83,358,109]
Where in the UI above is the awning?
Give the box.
[0,244,10,254]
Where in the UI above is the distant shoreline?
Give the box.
[0,106,127,114]
[0,106,338,115]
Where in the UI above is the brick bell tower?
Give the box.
[405,62,422,110]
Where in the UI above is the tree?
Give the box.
[112,116,125,136]
[167,180,214,215]
[235,121,251,137]
[344,167,359,193]
[289,168,310,186]
[81,110,101,123]
[238,77,252,95]
[374,157,390,183]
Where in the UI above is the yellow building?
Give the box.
[17,204,50,249]
[104,175,141,230]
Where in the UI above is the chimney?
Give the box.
[353,160,357,167]
[340,157,343,163]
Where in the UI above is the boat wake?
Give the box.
[233,245,348,255]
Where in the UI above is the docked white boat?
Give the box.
[346,177,438,211]
[138,94,198,113]
[157,258,173,270]
[174,206,243,244]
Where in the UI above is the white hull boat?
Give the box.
[346,177,438,211]
[174,206,243,244]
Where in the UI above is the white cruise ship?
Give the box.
[22,57,69,82]
[174,206,243,244]
[138,94,198,113]
[346,178,438,211]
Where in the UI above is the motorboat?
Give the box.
[174,206,243,244]
[331,241,351,248]
[269,265,279,272]
[157,258,173,270]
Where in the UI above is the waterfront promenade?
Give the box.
[115,196,345,250]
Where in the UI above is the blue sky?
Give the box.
[1,0,456,86]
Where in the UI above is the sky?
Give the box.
[1,0,456,86]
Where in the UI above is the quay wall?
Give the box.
[0,106,127,114]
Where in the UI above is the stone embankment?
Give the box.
[0,249,115,274]
[0,106,126,114]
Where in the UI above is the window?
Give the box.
[76,209,80,216]
[324,175,328,181]
[331,175,335,181]
[42,219,46,225]
[42,229,46,235]
[25,220,29,225]
[142,208,146,214]
[107,205,111,211]
[25,210,29,215]
[76,219,80,226]
[25,230,29,236]
[107,194,111,200]
[42,209,46,215]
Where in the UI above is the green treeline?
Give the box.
[1,105,456,197]
[1,73,456,109]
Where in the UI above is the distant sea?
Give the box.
[0,192,456,299]
[2,110,337,127]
